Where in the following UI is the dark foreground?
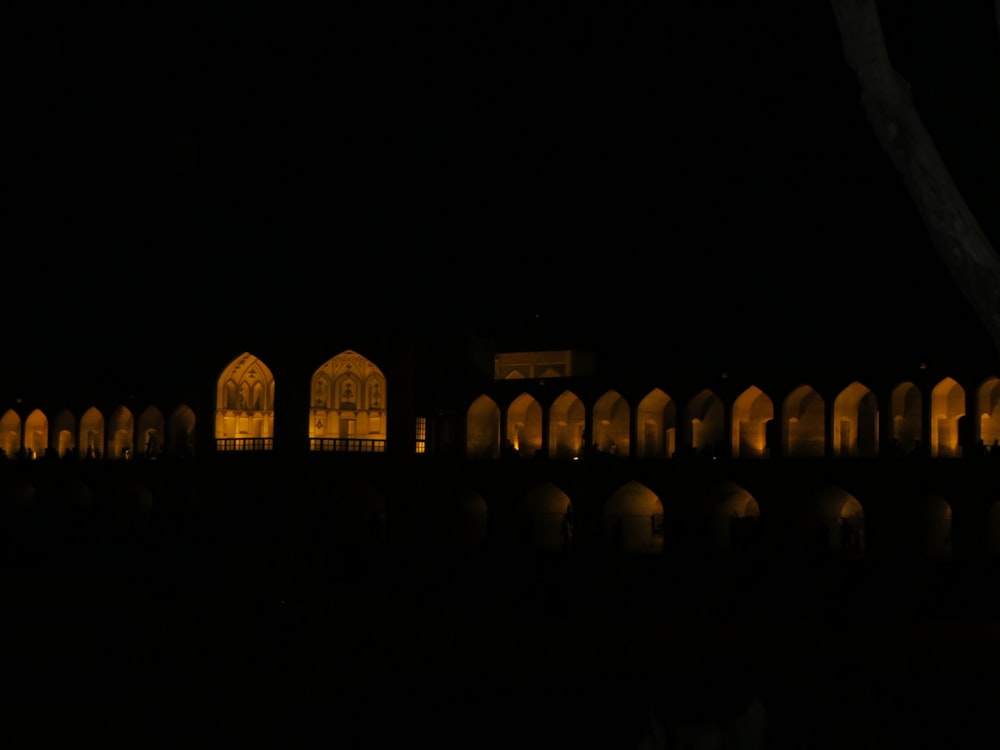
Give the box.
[3,541,999,749]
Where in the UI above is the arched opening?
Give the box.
[108,405,134,460]
[507,392,542,459]
[310,350,387,453]
[731,385,773,458]
[833,382,878,457]
[0,409,21,458]
[549,391,585,459]
[930,377,965,457]
[518,481,573,551]
[79,407,105,460]
[783,384,824,457]
[686,389,723,458]
[169,404,196,458]
[593,389,630,457]
[800,485,866,560]
[466,395,501,459]
[444,489,488,548]
[636,388,676,459]
[24,409,48,459]
[602,480,664,554]
[137,405,165,459]
[909,494,952,563]
[890,381,922,456]
[703,482,761,555]
[975,376,1000,454]
[54,409,76,458]
[215,353,275,451]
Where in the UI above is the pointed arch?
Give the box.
[79,407,105,459]
[137,405,165,459]
[686,389,723,458]
[169,404,196,458]
[930,377,965,457]
[833,381,878,457]
[636,388,677,459]
[890,381,923,456]
[703,481,761,555]
[593,389,630,457]
[800,484,866,559]
[310,349,387,452]
[466,394,501,459]
[0,409,21,458]
[108,405,134,460]
[731,385,773,458]
[518,481,573,551]
[783,384,825,457]
[975,375,1000,451]
[602,480,664,554]
[54,409,76,458]
[549,390,585,459]
[23,409,48,459]
[216,352,275,451]
[507,392,542,459]
[444,489,488,548]
[909,493,952,563]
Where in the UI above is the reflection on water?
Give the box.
[1,527,998,747]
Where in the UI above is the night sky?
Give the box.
[8,1,1000,369]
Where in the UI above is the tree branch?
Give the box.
[830,0,1000,355]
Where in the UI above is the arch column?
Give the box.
[540,398,552,459]
[824,396,836,458]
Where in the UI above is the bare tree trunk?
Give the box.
[829,0,1000,355]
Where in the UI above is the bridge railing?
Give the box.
[215,438,274,452]
[309,438,386,453]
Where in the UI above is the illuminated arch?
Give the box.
[216,352,275,451]
[833,381,878,457]
[53,409,76,458]
[731,385,773,458]
[593,390,630,456]
[930,377,965,457]
[783,384,824,457]
[686,389,723,458]
[108,405,134,460]
[703,481,761,554]
[517,481,573,551]
[137,405,165,458]
[310,350,387,453]
[549,390,585,459]
[800,484,866,559]
[975,376,1000,451]
[636,388,677,459]
[0,409,21,458]
[890,381,923,456]
[24,409,48,459]
[602,480,664,554]
[79,407,105,459]
[169,404,196,458]
[466,395,501,459]
[507,392,542,459]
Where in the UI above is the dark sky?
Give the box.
[8,1,1000,368]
